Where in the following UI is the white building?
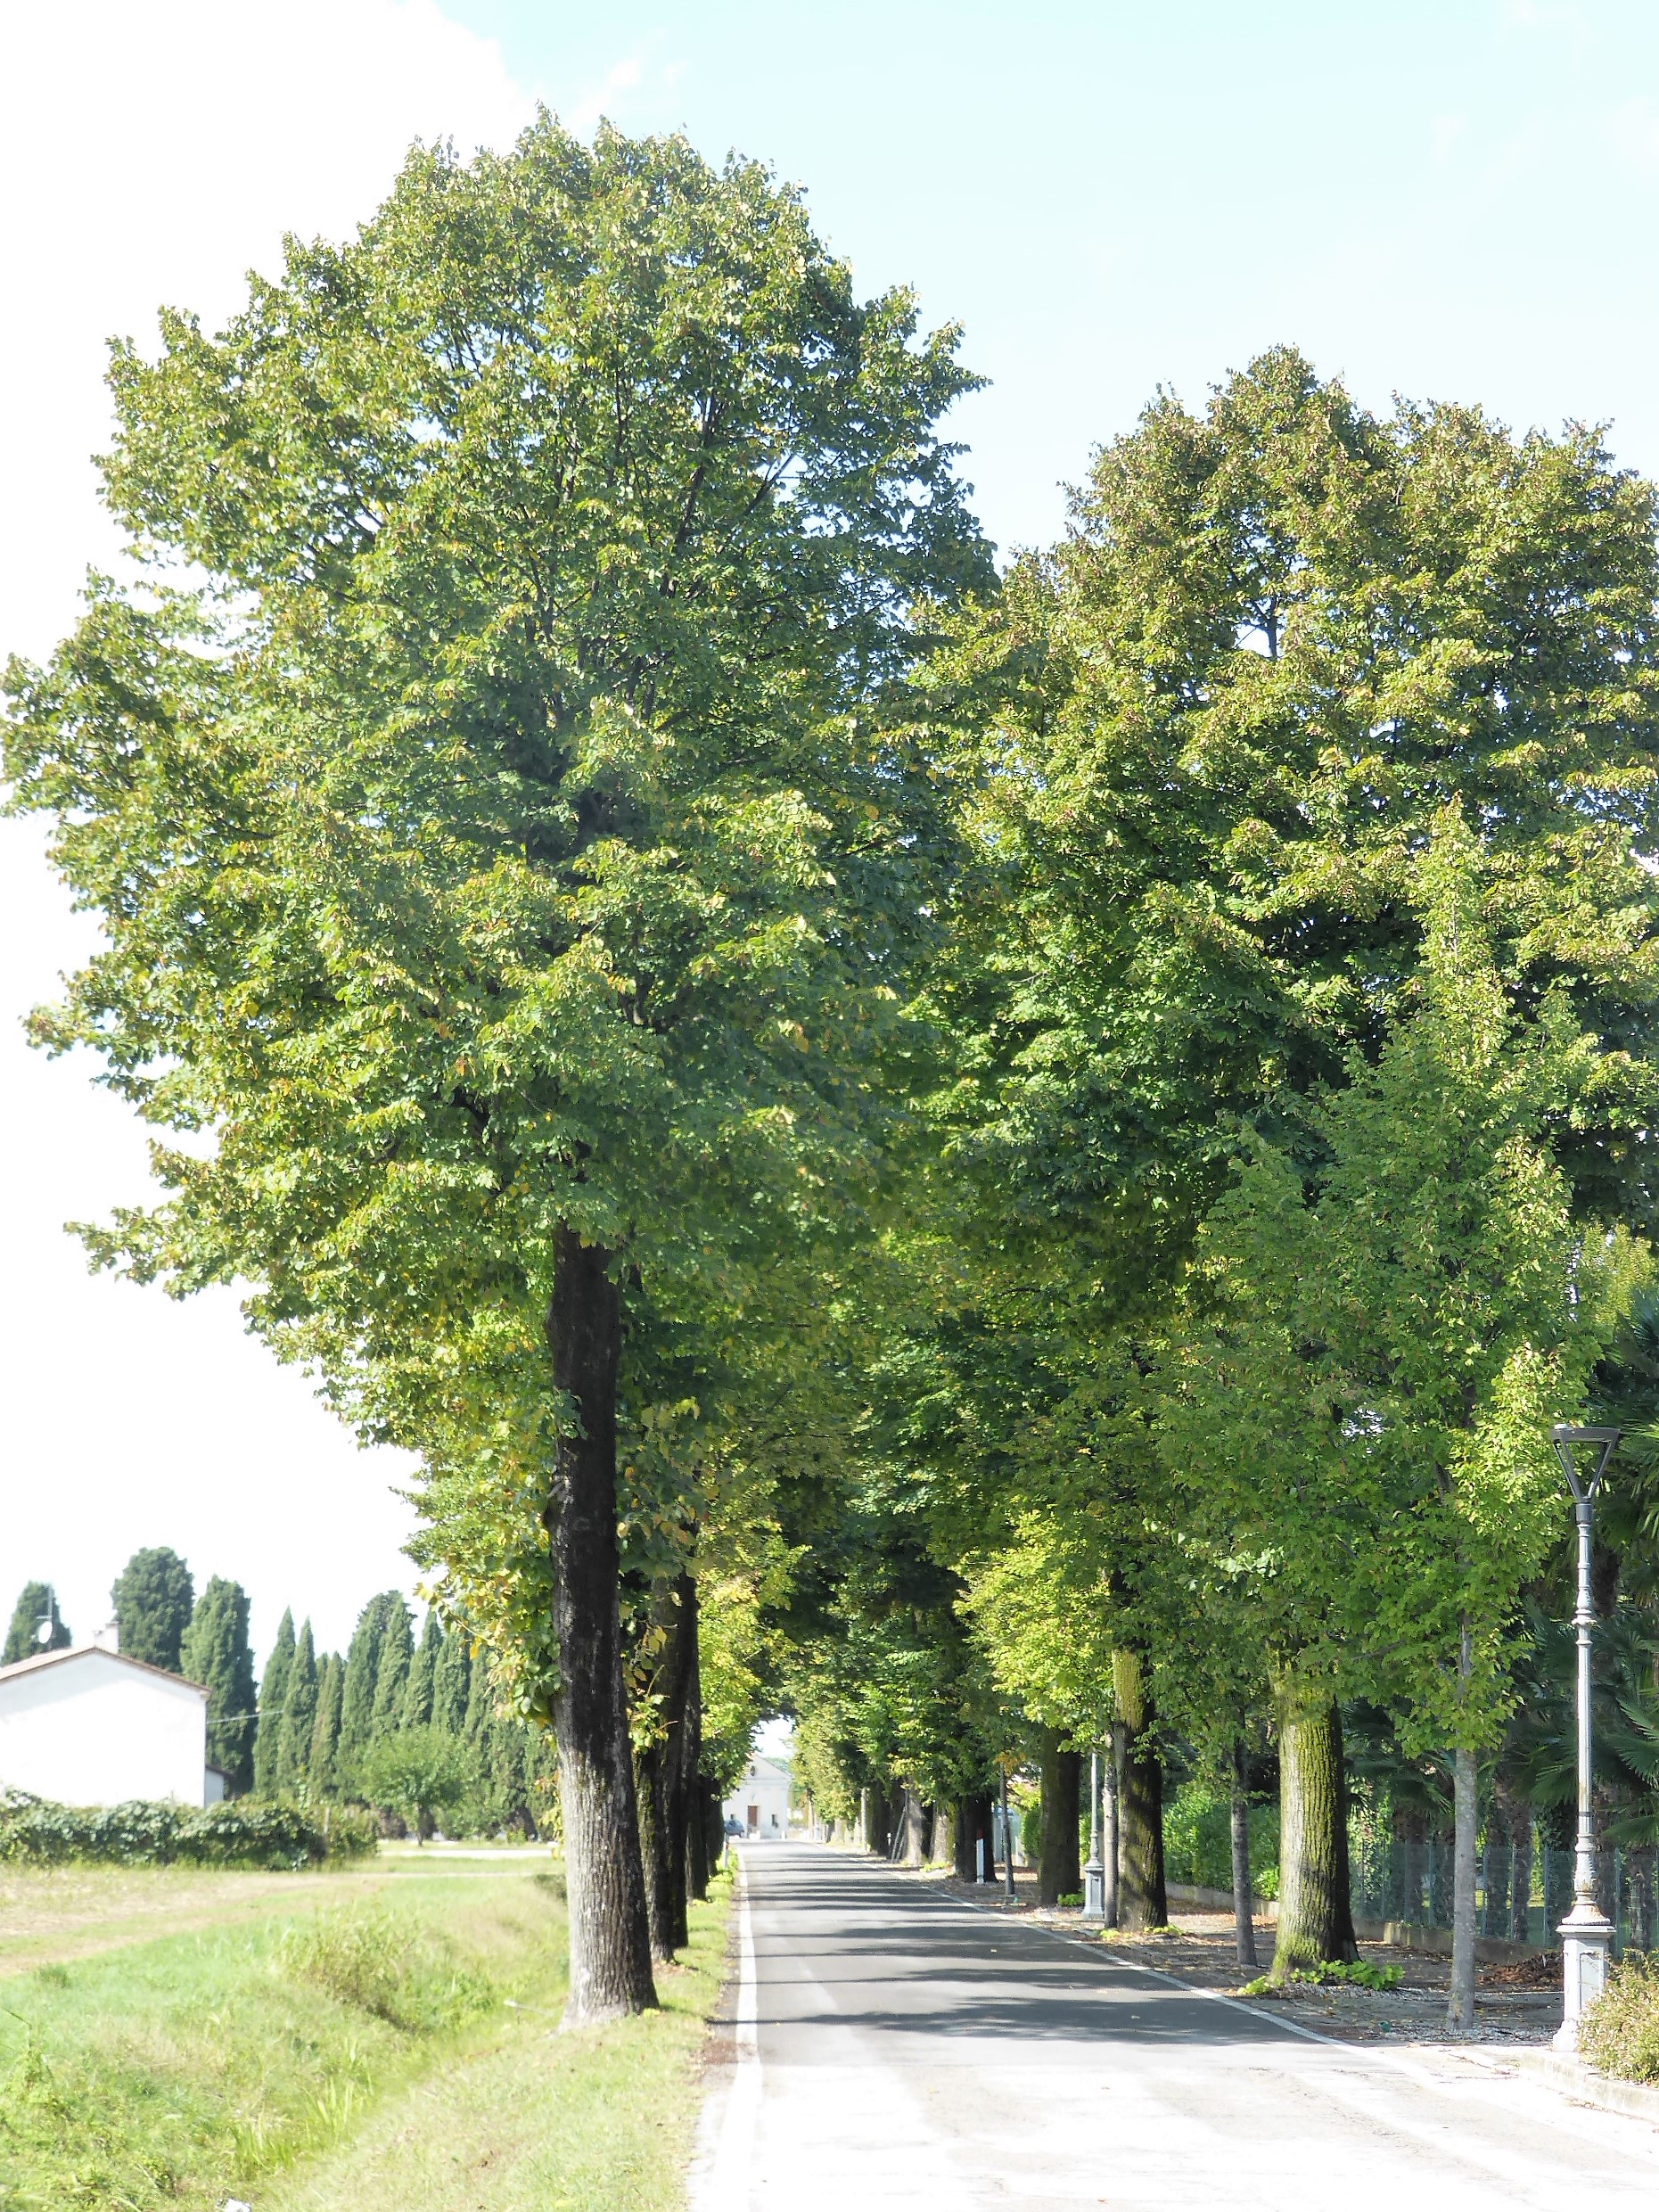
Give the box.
[0,1626,219,1807]
[722,1753,792,1840]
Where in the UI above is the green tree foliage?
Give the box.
[180,1576,257,1793]
[275,1620,319,1799]
[358,1724,472,1844]
[4,114,984,2019]
[431,1620,471,1736]
[1163,826,1644,1978]
[3,1583,70,1665]
[309,1652,343,1800]
[111,1548,193,1673]
[907,345,1659,1948]
[253,1611,295,1797]
[368,1604,415,1744]
[338,1591,402,1772]
[401,1612,440,1731]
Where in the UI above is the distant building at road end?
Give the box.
[0,1625,223,1807]
[722,1753,792,1839]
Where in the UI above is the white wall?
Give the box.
[0,1649,209,1806]
[723,1758,792,1840]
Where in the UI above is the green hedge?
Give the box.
[1162,1780,1280,1900]
[0,1793,377,1870]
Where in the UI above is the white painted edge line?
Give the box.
[689,1846,761,2212]
[894,1856,1489,2091]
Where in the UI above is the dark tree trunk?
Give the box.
[702,1780,725,1881]
[1493,1774,1533,1945]
[654,1572,698,1951]
[1113,1649,1166,1930]
[1270,1693,1358,1979]
[1104,1726,1121,1928]
[636,1740,674,1967]
[900,1784,927,1867]
[687,1771,711,1902]
[955,1794,993,1881]
[866,1784,893,1858]
[1231,1739,1258,1969]
[544,1226,657,2025]
[1038,1731,1081,1904]
[1396,1803,1428,1922]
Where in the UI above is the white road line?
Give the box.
[914,1863,1537,2090]
[690,1847,761,2212]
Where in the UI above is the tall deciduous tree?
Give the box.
[111,1547,193,1672]
[1164,825,1642,1995]
[3,1583,70,1665]
[921,346,1659,1950]
[5,119,984,2022]
[180,1575,257,1792]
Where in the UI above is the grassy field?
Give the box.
[0,1846,732,2212]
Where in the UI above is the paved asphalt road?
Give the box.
[694,1841,1659,2211]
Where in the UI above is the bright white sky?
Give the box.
[4,0,1659,1664]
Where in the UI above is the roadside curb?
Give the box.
[1466,2046,1659,2129]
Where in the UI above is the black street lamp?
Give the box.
[1550,1422,1622,2050]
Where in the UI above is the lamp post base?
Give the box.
[1553,1904,1614,2052]
[1082,1854,1105,1920]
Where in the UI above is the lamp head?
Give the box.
[1551,1423,1622,1503]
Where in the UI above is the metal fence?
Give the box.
[1346,1833,1659,1953]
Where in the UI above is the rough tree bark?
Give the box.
[634,1570,699,1964]
[1038,1730,1081,1904]
[1449,1746,1478,2027]
[928,1801,954,1864]
[1103,1727,1121,1928]
[900,1784,928,1867]
[658,1572,698,1951]
[1449,1623,1477,2031]
[955,1794,993,1881]
[1269,1691,1358,1980]
[1113,1649,1166,1930]
[1231,1739,1258,1969]
[544,1226,657,2025]
[687,1775,710,1903]
[636,1739,674,1968]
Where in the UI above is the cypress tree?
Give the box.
[276,1621,319,1797]
[338,1591,397,1769]
[401,1610,440,1730]
[180,1576,257,1793]
[253,1610,296,1795]
[3,1582,70,1665]
[368,1600,414,1741]
[309,1653,344,1798]
[111,1546,193,1672]
[431,1620,472,1736]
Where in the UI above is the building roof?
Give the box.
[741,1755,793,1784]
[0,1642,208,1698]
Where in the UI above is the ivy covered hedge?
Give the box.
[0,1792,377,1869]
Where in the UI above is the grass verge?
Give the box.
[0,1854,733,2211]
